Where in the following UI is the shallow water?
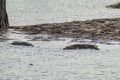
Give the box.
[1,41,120,80]
[7,0,120,26]
[1,0,120,80]
[0,30,120,80]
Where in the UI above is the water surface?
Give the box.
[0,29,120,80]
[7,0,120,26]
[1,0,120,80]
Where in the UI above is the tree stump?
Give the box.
[0,0,9,28]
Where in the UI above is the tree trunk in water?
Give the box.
[0,0,9,28]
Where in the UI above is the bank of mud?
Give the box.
[9,18,120,41]
[106,2,120,9]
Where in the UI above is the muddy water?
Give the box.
[7,0,120,26]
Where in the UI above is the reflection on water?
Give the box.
[7,0,120,26]
[0,27,8,42]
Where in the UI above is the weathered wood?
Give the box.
[0,0,9,28]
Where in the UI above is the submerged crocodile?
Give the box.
[64,44,99,50]
[11,41,34,47]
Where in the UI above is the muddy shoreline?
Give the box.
[106,2,120,9]
[9,17,120,41]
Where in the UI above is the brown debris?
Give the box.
[9,18,120,41]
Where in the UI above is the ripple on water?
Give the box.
[7,0,120,26]
[0,40,120,80]
[1,0,120,79]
